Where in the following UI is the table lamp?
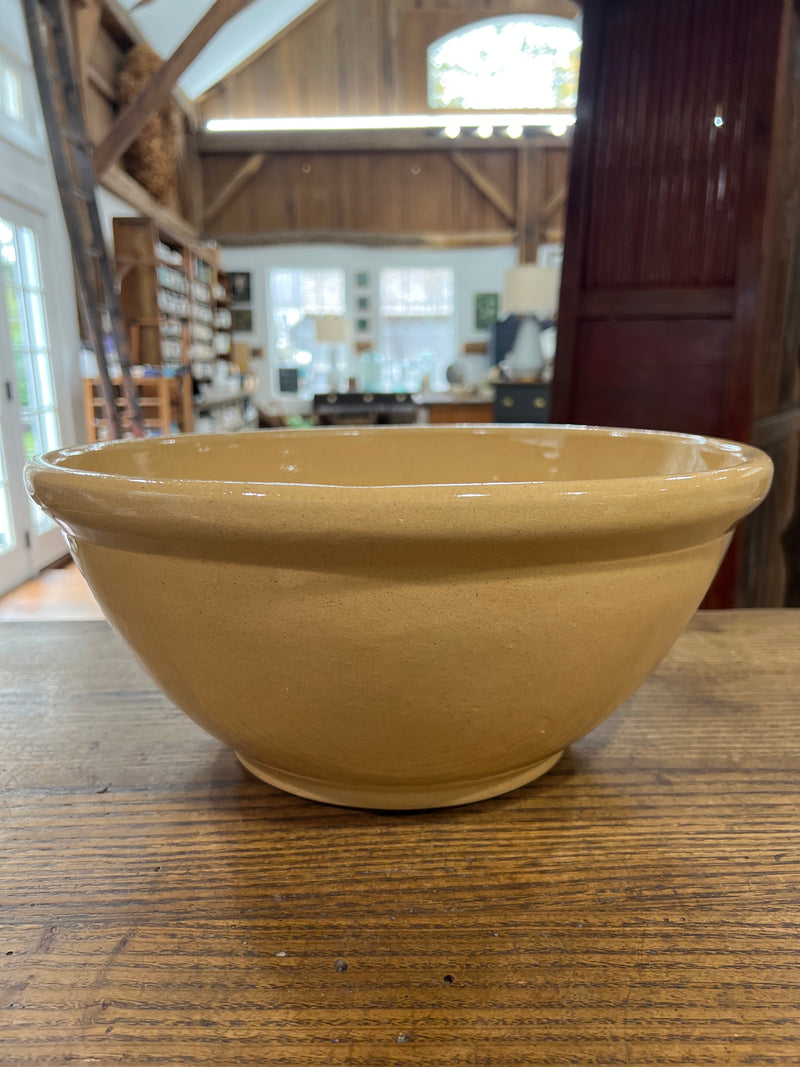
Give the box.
[315,315,353,391]
[500,265,561,380]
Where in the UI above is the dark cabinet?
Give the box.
[493,383,550,424]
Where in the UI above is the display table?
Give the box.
[1,613,798,1065]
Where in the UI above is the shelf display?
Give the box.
[113,217,230,379]
[106,218,249,437]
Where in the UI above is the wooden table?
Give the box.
[1,613,798,1065]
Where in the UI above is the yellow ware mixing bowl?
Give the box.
[26,425,772,809]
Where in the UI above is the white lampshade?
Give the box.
[501,266,561,316]
[315,315,351,343]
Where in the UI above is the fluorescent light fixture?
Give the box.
[205,113,576,133]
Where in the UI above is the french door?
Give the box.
[0,198,68,594]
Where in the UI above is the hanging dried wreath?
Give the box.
[118,43,178,204]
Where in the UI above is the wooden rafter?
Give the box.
[93,0,258,178]
[203,153,268,226]
[101,165,199,246]
[100,0,196,124]
[541,184,568,219]
[448,151,516,225]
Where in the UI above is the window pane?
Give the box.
[18,227,40,288]
[270,269,298,306]
[379,317,455,392]
[33,350,57,408]
[41,408,61,453]
[270,268,346,395]
[3,66,23,122]
[20,414,39,460]
[428,15,581,110]
[24,290,48,349]
[26,410,57,529]
[0,217,21,287]
[12,349,33,410]
[0,431,13,552]
[5,285,25,347]
[0,483,14,552]
[379,268,454,316]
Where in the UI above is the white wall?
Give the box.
[221,242,517,410]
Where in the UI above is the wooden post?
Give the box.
[516,146,543,263]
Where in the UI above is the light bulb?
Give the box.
[476,123,493,139]
[505,124,524,139]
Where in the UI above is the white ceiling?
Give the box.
[116,0,318,99]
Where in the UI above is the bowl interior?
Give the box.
[49,425,758,488]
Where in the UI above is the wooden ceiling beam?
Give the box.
[448,151,517,225]
[99,0,196,125]
[203,152,268,226]
[101,165,199,246]
[541,183,568,219]
[209,229,517,248]
[93,0,259,178]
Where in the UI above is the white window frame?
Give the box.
[377,267,456,393]
[269,267,346,397]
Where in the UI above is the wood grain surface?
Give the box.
[1,613,799,1065]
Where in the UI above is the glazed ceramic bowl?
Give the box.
[27,425,772,809]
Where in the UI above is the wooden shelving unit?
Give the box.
[82,218,249,441]
[83,372,193,443]
[113,216,228,381]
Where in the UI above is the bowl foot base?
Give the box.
[235,750,565,810]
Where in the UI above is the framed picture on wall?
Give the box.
[357,295,370,311]
[232,307,253,332]
[229,271,252,303]
[355,272,369,289]
[356,318,371,334]
[475,293,499,330]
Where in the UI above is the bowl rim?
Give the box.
[25,424,773,550]
[29,422,769,483]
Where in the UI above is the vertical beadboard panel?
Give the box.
[581,0,763,289]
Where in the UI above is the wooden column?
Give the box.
[516,146,543,263]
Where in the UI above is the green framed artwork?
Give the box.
[475,293,499,329]
[231,307,253,332]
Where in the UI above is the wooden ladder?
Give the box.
[21,0,143,439]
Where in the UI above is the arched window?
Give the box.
[428,15,581,111]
